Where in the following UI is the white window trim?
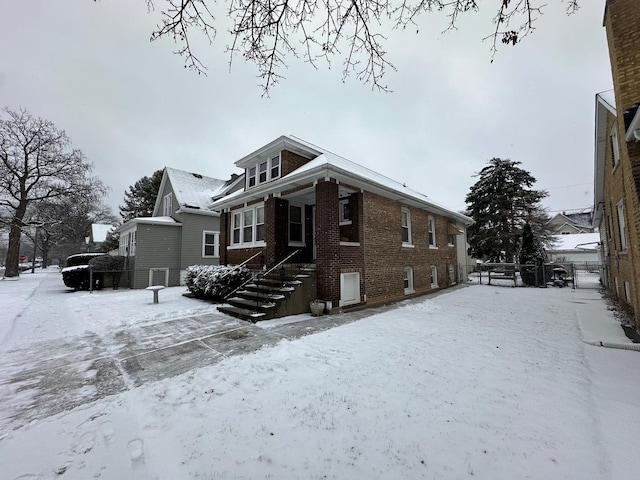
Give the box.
[339,198,352,225]
[130,230,137,256]
[403,267,415,295]
[340,272,361,307]
[119,229,137,256]
[624,281,631,304]
[428,215,437,248]
[163,193,173,216]
[148,268,169,287]
[248,166,257,188]
[401,207,412,246]
[430,265,439,288]
[245,154,281,188]
[288,204,305,246]
[617,200,627,250]
[202,230,220,258]
[230,204,266,247]
[610,126,620,168]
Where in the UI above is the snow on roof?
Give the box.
[114,216,181,234]
[212,145,471,224]
[165,167,229,209]
[91,224,113,243]
[598,90,616,111]
[551,233,601,251]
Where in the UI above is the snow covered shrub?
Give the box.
[185,265,252,301]
[62,253,110,290]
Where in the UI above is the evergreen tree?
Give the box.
[518,222,546,286]
[119,169,163,222]
[465,158,548,263]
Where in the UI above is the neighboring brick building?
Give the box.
[211,136,472,315]
[594,0,640,329]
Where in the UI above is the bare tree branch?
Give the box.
[125,1,581,94]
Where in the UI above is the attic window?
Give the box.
[245,153,281,189]
[192,173,203,179]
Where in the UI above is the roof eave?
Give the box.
[235,135,323,168]
[211,162,472,225]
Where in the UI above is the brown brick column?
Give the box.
[265,197,289,266]
[220,212,228,265]
[315,180,340,308]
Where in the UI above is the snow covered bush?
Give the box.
[185,265,252,301]
[62,253,110,290]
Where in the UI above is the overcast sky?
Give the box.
[1,0,612,219]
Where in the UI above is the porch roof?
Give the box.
[211,149,472,225]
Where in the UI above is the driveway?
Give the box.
[0,272,396,431]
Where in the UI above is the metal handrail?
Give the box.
[223,250,300,302]
[255,253,317,307]
[219,251,263,282]
[260,249,300,279]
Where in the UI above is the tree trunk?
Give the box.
[4,202,27,278]
[5,222,23,277]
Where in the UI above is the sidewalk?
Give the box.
[571,288,640,351]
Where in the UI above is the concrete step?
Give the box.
[236,290,286,302]
[227,296,276,311]
[244,283,288,295]
[217,305,267,323]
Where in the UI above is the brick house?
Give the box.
[211,136,472,318]
[594,0,640,329]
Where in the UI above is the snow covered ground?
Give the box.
[1,268,640,479]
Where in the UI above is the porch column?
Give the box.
[265,196,289,266]
[315,180,340,308]
[220,212,228,265]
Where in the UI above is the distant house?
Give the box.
[114,167,243,288]
[86,223,114,252]
[210,135,473,320]
[546,233,600,264]
[593,0,640,330]
[546,210,594,235]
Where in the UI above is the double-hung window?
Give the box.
[289,205,304,244]
[430,266,439,288]
[403,267,414,295]
[130,230,137,256]
[617,200,627,250]
[245,154,282,188]
[202,231,220,257]
[231,205,266,246]
[428,215,436,247]
[243,210,253,242]
[258,161,268,183]
[401,208,412,245]
[339,198,351,225]
[163,193,173,216]
[270,156,280,179]
[611,126,620,168]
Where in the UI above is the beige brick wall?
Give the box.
[604,0,640,326]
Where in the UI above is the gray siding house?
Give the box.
[115,167,243,288]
